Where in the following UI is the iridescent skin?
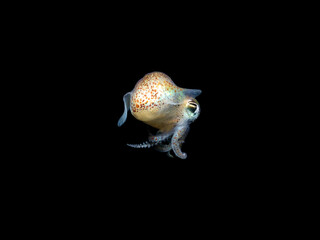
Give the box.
[118,72,201,159]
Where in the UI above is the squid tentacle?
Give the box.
[171,125,189,159]
[128,131,173,150]
[154,142,172,152]
[148,131,173,144]
[127,141,155,148]
[128,126,190,159]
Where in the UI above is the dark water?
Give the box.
[23,10,281,191]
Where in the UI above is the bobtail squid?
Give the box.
[117,71,201,159]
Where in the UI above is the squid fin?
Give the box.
[183,89,202,98]
[117,92,131,127]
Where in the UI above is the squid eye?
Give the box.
[187,105,197,113]
[187,101,198,114]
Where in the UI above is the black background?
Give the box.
[10,4,295,231]
[26,4,283,189]
[44,28,272,178]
